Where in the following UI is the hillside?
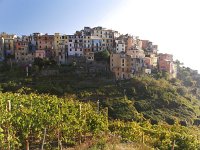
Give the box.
[0,92,199,149]
[1,62,200,126]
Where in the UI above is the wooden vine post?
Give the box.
[7,100,11,150]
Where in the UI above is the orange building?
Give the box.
[141,40,149,50]
[37,34,54,50]
[158,53,177,78]
[110,47,146,80]
[14,37,34,63]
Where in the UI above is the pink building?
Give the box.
[35,50,46,59]
[159,53,173,61]
[158,53,177,78]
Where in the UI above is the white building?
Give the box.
[115,40,125,53]
[67,35,84,56]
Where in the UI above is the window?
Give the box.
[70,48,72,51]
[122,68,124,72]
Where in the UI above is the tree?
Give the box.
[94,50,110,62]
[34,57,45,70]
[177,86,187,96]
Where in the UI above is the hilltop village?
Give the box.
[0,26,177,79]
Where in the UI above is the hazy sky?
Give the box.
[0,0,199,71]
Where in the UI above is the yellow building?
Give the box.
[54,33,68,64]
[83,35,91,54]
[59,34,68,64]
[92,27,114,51]
[86,52,94,62]
[54,33,61,57]
[110,46,146,80]
[110,52,131,80]
[0,32,17,56]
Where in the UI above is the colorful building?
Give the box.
[114,40,125,53]
[144,54,158,69]
[15,37,34,63]
[68,35,84,56]
[0,32,17,57]
[35,50,46,59]
[110,52,131,80]
[158,53,177,78]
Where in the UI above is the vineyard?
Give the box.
[0,91,200,150]
[0,92,108,149]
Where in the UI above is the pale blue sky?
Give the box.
[0,0,200,71]
[0,0,123,35]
